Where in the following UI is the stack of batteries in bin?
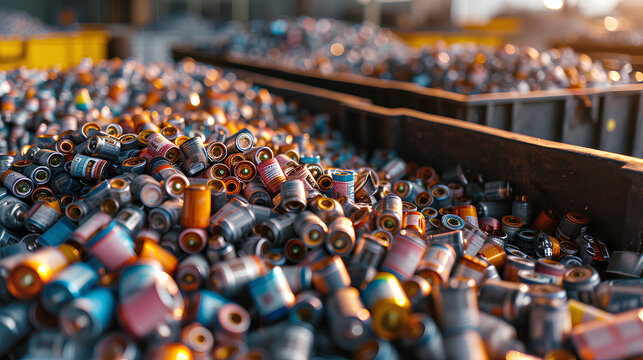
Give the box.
[227,17,632,94]
[0,58,639,360]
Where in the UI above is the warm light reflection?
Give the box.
[189,93,200,107]
[635,72,643,82]
[608,71,621,82]
[330,43,345,56]
[506,350,541,360]
[543,0,563,10]
[604,16,619,32]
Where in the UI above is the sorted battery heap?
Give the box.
[0,57,640,360]
[225,17,633,94]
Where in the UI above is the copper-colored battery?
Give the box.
[402,210,426,238]
[503,255,535,282]
[417,243,457,285]
[452,255,489,285]
[478,242,507,270]
[454,204,479,227]
[181,184,211,229]
[531,209,561,235]
[135,238,178,274]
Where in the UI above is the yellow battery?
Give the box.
[568,299,613,327]
[361,272,411,340]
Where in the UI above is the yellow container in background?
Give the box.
[0,30,109,71]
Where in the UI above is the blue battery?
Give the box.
[118,260,162,300]
[37,217,77,247]
[332,170,356,202]
[289,290,324,326]
[59,287,115,341]
[441,214,466,231]
[185,289,231,328]
[299,154,321,164]
[41,262,99,314]
[249,266,295,323]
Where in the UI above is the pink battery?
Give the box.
[179,228,208,254]
[571,308,643,360]
[380,230,428,281]
[119,271,184,338]
[88,221,137,271]
[68,211,112,245]
[258,158,287,194]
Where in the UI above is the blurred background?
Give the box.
[0,0,641,66]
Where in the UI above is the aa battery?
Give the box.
[327,286,371,351]
[40,262,99,314]
[59,287,115,341]
[556,212,590,242]
[70,154,108,180]
[24,199,63,233]
[361,272,411,340]
[310,196,344,223]
[180,137,209,176]
[293,211,328,249]
[399,313,446,359]
[86,221,136,271]
[280,179,306,212]
[32,149,64,169]
[269,323,314,360]
[311,255,351,296]
[327,216,356,256]
[146,132,181,163]
[85,135,121,161]
[21,163,51,185]
[206,142,228,163]
[528,297,571,356]
[290,290,324,325]
[224,128,255,155]
[417,242,457,285]
[375,194,403,233]
[255,212,296,248]
[402,210,426,238]
[1,169,34,198]
[209,255,265,298]
[0,301,32,356]
[380,230,427,280]
[570,308,643,360]
[181,184,211,228]
[8,245,80,299]
[434,278,480,335]
[179,228,208,254]
[248,266,295,323]
[148,198,183,231]
[242,178,272,206]
[118,269,184,339]
[257,157,286,194]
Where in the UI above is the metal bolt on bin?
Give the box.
[0,57,638,360]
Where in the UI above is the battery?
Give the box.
[528,297,571,356]
[327,286,371,351]
[248,266,295,323]
[1,169,34,198]
[380,229,427,280]
[59,287,115,341]
[257,158,287,194]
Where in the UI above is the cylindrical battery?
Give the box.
[375,194,403,233]
[1,169,34,198]
[434,277,480,335]
[478,280,531,325]
[181,184,211,229]
[311,255,351,296]
[209,255,265,298]
[326,216,356,256]
[70,154,108,180]
[257,158,286,194]
[60,287,115,341]
[248,266,295,323]
[528,297,571,356]
[327,286,371,351]
[41,262,99,314]
[380,230,427,281]
[280,179,306,212]
[146,132,181,163]
[294,211,328,249]
[563,265,600,304]
[332,169,355,202]
[361,272,411,340]
[417,242,457,285]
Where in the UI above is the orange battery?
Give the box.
[402,210,426,238]
[454,204,479,227]
[7,244,80,299]
[531,209,561,235]
[478,242,507,270]
[181,184,212,229]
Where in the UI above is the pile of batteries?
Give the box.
[0,57,640,360]
[225,17,633,94]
